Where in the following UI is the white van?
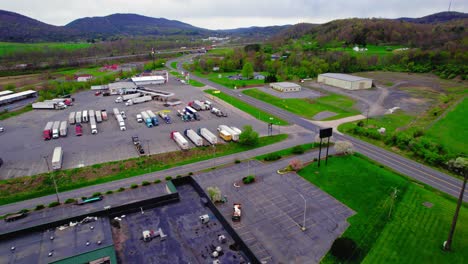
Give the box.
[82,110,89,123]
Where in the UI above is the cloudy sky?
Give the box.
[1,0,467,29]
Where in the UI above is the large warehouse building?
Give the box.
[270,82,302,93]
[132,76,166,86]
[318,73,372,90]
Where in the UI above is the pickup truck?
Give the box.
[132,136,145,154]
[232,203,242,222]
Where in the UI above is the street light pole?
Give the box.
[43,155,60,203]
[298,193,307,231]
[443,173,467,251]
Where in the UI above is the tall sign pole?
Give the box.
[318,128,333,167]
[444,172,467,251]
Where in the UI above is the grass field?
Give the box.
[194,71,267,89]
[170,61,178,69]
[55,66,115,78]
[169,70,205,87]
[0,134,288,207]
[204,89,289,125]
[326,45,405,57]
[298,154,467,263]
[255,143,320,161]
[207,48,234,55]
[242,89,359,120]
[339,110,414,134]
[0,105,33,120]
[0,42,92,56]
[425,98,468,155]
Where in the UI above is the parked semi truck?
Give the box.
[219,130,232,142]
[132,136,145,154]
[113,108,120,117]
[101,110,108,121]
[90,117,98,134]
[96,110,103,122]
[82,110,89,123]
[140,111,153,128]
[48,98,73,106]
[52,121,60,139]
[231,126,242,135]
[146,110,159,126]
[89,109,95,122]
[115,93,141,103]
[184,129,203,147]
[171,131,189,150]
[232,203,242,222]
[75,111,82,123]
[158,112,172,124]
[218,125,238,141]
[51,146,63,170]
[116,115,126,131]
[68,112,75,125]
[126,95,152,106]
[185,106,200,120]
[32,101,66,110]
[59,121,67,137]
[43,121,54,140]
[198,128,218,145]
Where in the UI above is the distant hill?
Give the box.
[397,11,468,24]
[0,10,79,42]
[65,13,209,37]
[218,25,290,37]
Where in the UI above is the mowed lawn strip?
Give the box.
[298,154,467,263]
[426,97,468,155]
[204,89,289,125]
[0,42,91,56]
[0,134,288,207]
[242,88,359,120]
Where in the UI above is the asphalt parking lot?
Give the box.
[195,158,355,263]
[0,76,270,179]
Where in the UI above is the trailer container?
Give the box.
[75,111,82,124]
[219,130,232,142]
[230,126,242,135]
[126,95,152,106]
[43,121,54,140]
[95,110,103,122]
[68,112,75,125]
[140,111,153,127]
[89,109,95,122]
[82,110,89,123]
[59,121,67,137]
[113,108,120,117]
[171,131,189,150]
[198,128,218,145]
[32,101,65,110]
[51,146,63,170]
[218,125,238,141]
[101,110,108,121]
[116,115,126,131]
[185,106,197,115]
[146,110,159,126]
[90,118,98,134]
[52,121,60,139]
[184,129,203,147]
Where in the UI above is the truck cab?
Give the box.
[75,124,83,136]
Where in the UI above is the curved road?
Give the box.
[171,56,467,201]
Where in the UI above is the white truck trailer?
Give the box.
[51,147,63,170]
[82,110,89,123]
[75,111,82,124]
[90,117,98,134]
[113,108,120,117]
[218,125,239,141]
[116,115,126,131]
[126,95,152,106]
[95,110,103,123]
[184,129,203,147]
[89,110,95,122]
[199,128,218,145]
[68,112,75,125]
[171,131,189,150]
[52,121,60,139]
[59,121,67,137]
[32,101,65,110]
[115,93,141,103]
[230,126,242,135]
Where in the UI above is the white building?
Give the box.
[108,82,137,95]
[317,73,372,90]
[269,82,301,93]
[132,76,166,86]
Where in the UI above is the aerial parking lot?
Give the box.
[0,76,270,179]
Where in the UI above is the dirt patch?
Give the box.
[422,201,433,208]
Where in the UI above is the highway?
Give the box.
[172,57,467,201]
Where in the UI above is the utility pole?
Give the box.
[43,155,60,204]
[443,173,467,251]
[298,193,307,231]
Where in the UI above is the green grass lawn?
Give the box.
[0,105,33,120]
[425,98,468,155]
[255,143,320,161]
[207,48,234,55]
[169,70,205,87]
[204,89,289,125]
[298,154,467,263]
[0,42,91,56]
[194,71,267,89]
[170,61,178,69]
[339,110,415,134]
[243,89,359,120]
[0,134,288,207]
[55,66,115,78]
[326,45,405,57]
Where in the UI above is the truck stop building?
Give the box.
[132,76,166,86]
[318,73,373,90]
[269,82,302,93]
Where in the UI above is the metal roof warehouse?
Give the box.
[0,90,37,105]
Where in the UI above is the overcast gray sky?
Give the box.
[1,0,467,29]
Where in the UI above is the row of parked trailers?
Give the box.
[139,110,172,128]
[171,125,241,150]
[43,121,68,140]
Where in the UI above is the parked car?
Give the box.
[95,91,102,96]
[120,111,127,119]
[0,127,4,132]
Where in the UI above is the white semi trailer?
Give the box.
[184,129,203,147]
[68,112,75,125]
[218,125,239,141]
[51,147,63,170]
[198,128,218,145]
[59,121,67,137]
[171,131,189,150]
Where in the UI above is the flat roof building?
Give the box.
[318,73,372,90]
[270,82,301,93]
[132,76,166,86]
[0,90,37,106]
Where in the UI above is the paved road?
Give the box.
[172,57,467,201]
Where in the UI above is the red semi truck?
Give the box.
[43,121,53,140]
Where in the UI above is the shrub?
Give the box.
[35,204,45,211]
[413,129,424,138]
[292,145,305,154]
[176,175,182,178]
[64,198,76,204]
[330,237,359,261]
[130,184,138,189]
[334,141,354,155]
[48,201,60,208]
[188,172,193,176]
[117,187,125,192]
[142,181,151,186]
[288,159,303,171]
[207,186,222,202]
[357,120,365,127]
[105,190,114,194]
[154,179,162,184]
[264,153,281,161]
[92,192,102,197]
[242,175,256,184]
[165,176,173,181]
[20,209,29,214]
[235,159,241,164]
